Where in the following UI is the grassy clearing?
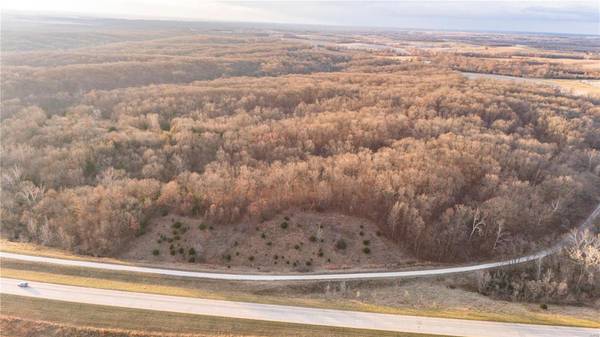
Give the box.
[544,79,600,96]
[0,239,130,264]
[2,259,598,328]
[0,294,450,337]
[461,72,600,97]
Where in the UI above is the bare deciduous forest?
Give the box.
[2,15,600,267]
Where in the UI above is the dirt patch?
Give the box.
[120,211,413,272]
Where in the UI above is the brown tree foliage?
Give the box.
[2,29,599,259]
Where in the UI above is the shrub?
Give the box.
[189,248,196,255]
[248,256,255,261]
[284,216,290,221]
[280,222,288,229]
[178,247,184,254]
[188,257,195,263]
[309,235,317,242]
[266,241,272,246]
[294,244,300,250]
[359,231,364,236]
[335,239,347,250]
[209,226,214,230]
[172,222,182,229]
[170,250,176,256]
[160,120,171,131]
[540,303,548,310]
[152,249,160,256]
[174,235,181,241]
[198,224,207,230]
[376,231,381,237]
[261,233,266,239]
[363,247,371,254]
[306,261,312,266]
[363,240,370,246]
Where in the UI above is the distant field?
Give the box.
[513,56,600,71]
[461,72,600,96]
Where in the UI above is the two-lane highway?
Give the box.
[1,278,598,337]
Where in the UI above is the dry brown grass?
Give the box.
[120,211,415,272]
[2,258,599,328]
[0,295,449,337]
[0,239,132,264]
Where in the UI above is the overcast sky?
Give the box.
[3,0,599,35]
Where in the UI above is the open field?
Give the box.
[2,258,598,328]
[0,240,133,264]
[0,295,448,337]
[461,72,600,96]
[121,211,415,272]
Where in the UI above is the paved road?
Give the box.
[0,250,550,281]
[2,203,599,281]
[1,278,597,337]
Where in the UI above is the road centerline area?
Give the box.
[1,278,598,337]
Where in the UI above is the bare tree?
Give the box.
[469,208,486,241]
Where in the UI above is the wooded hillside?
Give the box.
[2,17,599,262]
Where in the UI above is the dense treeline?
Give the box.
[477,229,600,304]
[1,36,351,115]
[2,28,599,261]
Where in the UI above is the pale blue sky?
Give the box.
[3,1,599,35]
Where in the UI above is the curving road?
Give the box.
[1,203,599,281]
[1,278,598,337]
[0,250,550,281]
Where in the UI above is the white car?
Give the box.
[17,282,29,288]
